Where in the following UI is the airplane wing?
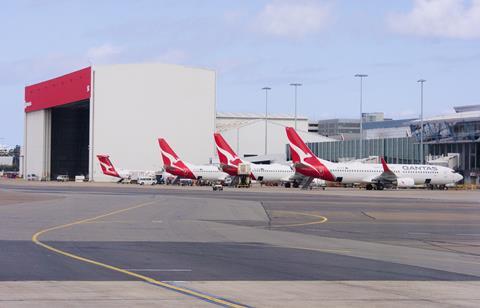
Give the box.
[371,157,397,183]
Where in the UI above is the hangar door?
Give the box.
[50,100,90,179]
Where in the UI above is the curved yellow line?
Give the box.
[270,210,328,228]
[32,200,246,308]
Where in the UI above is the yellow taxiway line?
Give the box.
[270,210,328,228]
[31,200,246,308]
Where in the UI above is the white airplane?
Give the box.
[158,138,228,182]
[285,127,463,190]
[214,133,299,183]
[96,155,158,182]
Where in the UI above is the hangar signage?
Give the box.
[24,67,91,113]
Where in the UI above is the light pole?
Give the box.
[417,79,426,164]
[354,74,368,158]
[262,87,271,155]
[290,83,302,130]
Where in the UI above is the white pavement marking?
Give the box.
[127,269,192,272]
[305,229,331,232]
[408,232,431,235]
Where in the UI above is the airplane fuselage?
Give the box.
[313,161,462,186]
[166,162,228,181]
[221,162,294,182]
[250,163,295,182]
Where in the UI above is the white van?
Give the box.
[138,177,157,185]
[56,175,69,182]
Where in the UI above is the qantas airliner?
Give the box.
[158,138,228,182]
[96,155,156,182]
[214,133,297,183]
[285,127,463,190]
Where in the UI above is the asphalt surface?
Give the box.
[2,240,477,282]
[5,182,479,251]
[1,181,480,306]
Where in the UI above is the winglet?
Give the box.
[380,157,392,173]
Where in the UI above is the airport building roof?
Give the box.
[217,112,308,121]
[411,111,480,124]
[216,112,309,132]
[363,118,416,129]
[454,104,480,113]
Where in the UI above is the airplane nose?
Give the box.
[455,173,463,182]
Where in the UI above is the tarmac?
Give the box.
[0,179,479,307]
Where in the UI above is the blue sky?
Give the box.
[2,0,480,146]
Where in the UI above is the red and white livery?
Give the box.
[97,155,120,178]
[158,138,227,181]
[96,155,155,182]
[286,127,463,190]
[214,133,295,183]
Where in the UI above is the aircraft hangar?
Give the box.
[22,63,216,181]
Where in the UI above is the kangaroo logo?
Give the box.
[99,161,115,173]
[161,148,180,166]
[288,141,317,171]
[216,144,242,166]
[97,155,120,177]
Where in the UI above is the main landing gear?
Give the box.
[366,183,384,190]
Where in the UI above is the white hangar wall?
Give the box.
[217,115,332,159]
[91,63,216,182]
[23,109,51,179]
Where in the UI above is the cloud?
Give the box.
[0,54,86,86]
[86,43,123,63]
[1,43,123,87]
[154,49,189,64]
[253,0,331,38]
[388,0,480,39]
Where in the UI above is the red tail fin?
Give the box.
[284,127,336,181]
[214,133,243,166]
[285,127,315,163]
[157,138,195,179]
[158,138,181,167]
[96,155,120,178]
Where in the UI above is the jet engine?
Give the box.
[396,177,415,187]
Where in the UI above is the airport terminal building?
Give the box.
[22,63,216,181]
[302,105,480,184]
